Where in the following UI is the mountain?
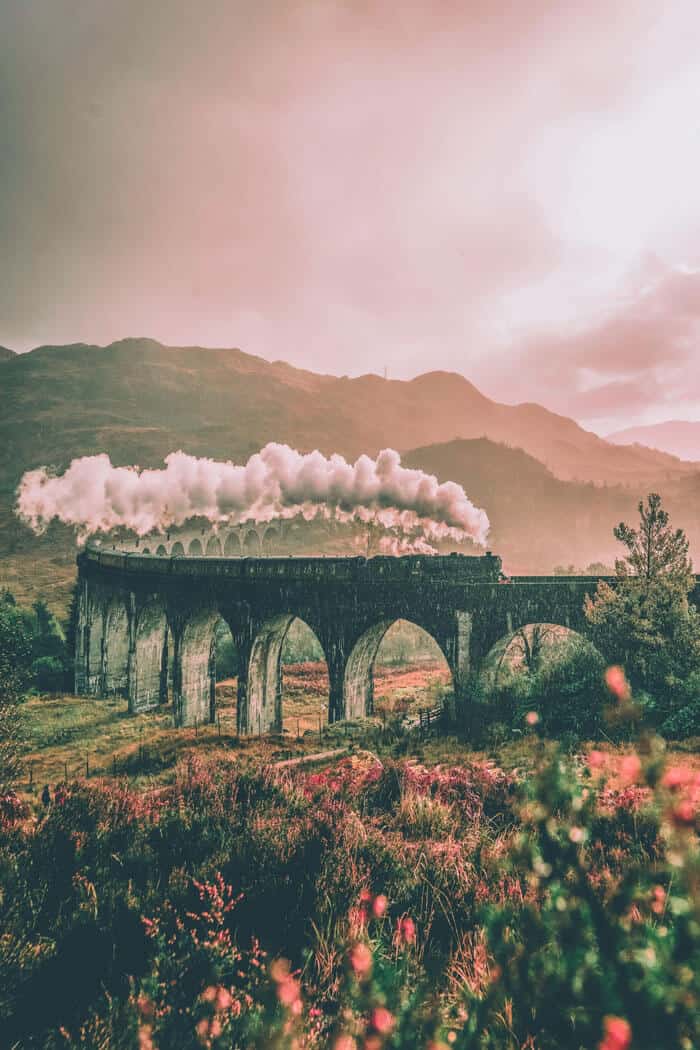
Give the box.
[607,421,700,462]
[2,338,700,609]
[0,346,15,361]
[403,438,700,574]
[1,338,696,496]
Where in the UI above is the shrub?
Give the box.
[31,654,66,693]
[532,637,607,738]
[492,637,607,741]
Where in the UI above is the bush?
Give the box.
[0,592,70,694]
[31,655,66,693]
[492,637,607,740]
[660,701,700,739]
[0,602,33,685]
[532,638,607,738]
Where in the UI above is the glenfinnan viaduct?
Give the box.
[74,544,665,733]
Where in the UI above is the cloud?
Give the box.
[1,1,700,431]
[488,265,700,423]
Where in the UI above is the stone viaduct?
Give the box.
[74,545,659,734]
[113,520,287,558]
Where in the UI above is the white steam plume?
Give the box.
[16,444,489,552]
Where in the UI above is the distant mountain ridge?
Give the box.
[3,338,700,595]
[0,346,15,361]
[607,420,700,462]
[2,338,696,494]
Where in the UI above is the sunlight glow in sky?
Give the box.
[2,0,700,432]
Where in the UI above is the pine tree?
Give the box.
[613,493,692,581]
[585,495,700,726]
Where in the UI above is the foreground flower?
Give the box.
[651,885,666,915]
[371,893,388,919]
[662,766,693,791]
[333,1037,357,1050]
[396,915,416,946]
[588,749,606,772]
[349,941,373,980]
[370,1007,395,1035]
[670,798,696,829]
[270,958,302,1012]
[599,1015,632,1050]
[604,666,631,703]
[619,753,642,784]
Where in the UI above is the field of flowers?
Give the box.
[1,669,700,1049]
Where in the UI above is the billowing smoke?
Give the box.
[16,444,489,553]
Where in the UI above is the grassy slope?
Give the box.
[19,659,452,799]
[19,661,700,812]
[4,339,695,498]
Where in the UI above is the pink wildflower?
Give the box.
[619,753,642,784]
[604,666,631,702]
[370,1007,395,1035]
[371,894,388,919]
[396,915,416,946]
[349,941,373,980]
[599,1016,632,1050]
[588,750,606,772]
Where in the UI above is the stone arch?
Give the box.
[206,535,223,557]
[373,618,452,717]
[188,538,203,556]
[246,615,329,734]
[481,622,590,691]
[171,541,185,557]
[103,597,130,696]
[262,522,280,553]
[142,547,150,555]
[131,600,170,713]
[174,608,220,727]
[224,531,242,556]
[155,543,167,556]
[243,529,262,556]
[344,619,453,720]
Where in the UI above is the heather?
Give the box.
[1,712,699,1049]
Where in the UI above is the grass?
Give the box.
[0,550,76,618]
[18,659,451,802]
[19,691,319,802]
[22,656,700,810]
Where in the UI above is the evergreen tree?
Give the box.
[585,494,700,731]
[613,492,692,581]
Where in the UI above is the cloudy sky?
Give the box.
[2,0,700,433]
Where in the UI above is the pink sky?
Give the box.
[3,0,700,433]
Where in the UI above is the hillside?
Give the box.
[0,345,15,361]
[608,420,700,462]
[404,439,635,573]
[3,340,700,606]
[2,339,696,499]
